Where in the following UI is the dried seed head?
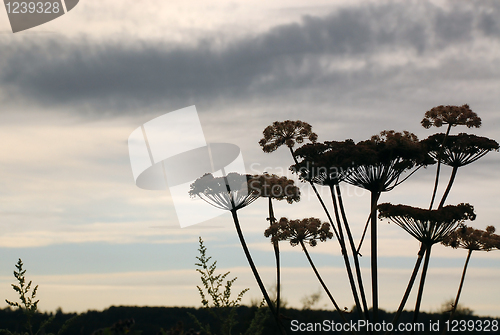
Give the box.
[378,203,476,246]
[259,120,317,153]
[264,217,333,247]
[421,104,481,129]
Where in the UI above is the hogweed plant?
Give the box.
[261,122,371,322]
[341,130,432,321]
[421,104,482,210]
[250,173,300,318]
[441,225,500,331]
[189,104,498,334]
[264,218,349,321]
[377,203,476,333]
[189,173,299,335]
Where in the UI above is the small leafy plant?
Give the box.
[0,258,76,335]
[190,237,267,335]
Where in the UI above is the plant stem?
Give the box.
[371,191,381,322]
[230,209,287,335]
[429,124,452,210]
[268,197,281,317]
[333,185,371,322]
[385,244,426,335]
[288,147,341,240]
[288,147,363,320]
[442,249,473,335]
[411,245,432,334]
[438,166,458,209]
[356,213,371,255]
[299,240,349,324]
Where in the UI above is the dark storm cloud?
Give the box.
[0,0,499,113]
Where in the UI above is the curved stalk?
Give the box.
[231,209,288,335]
[299,240,349,324]
[411,245,432,334]
[385,244,426,335]
[429,124,452,210]
[438,166,458,209]
[442,249,473,335]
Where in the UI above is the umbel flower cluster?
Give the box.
[421,104,481,129]
[443,225,500,251]
[377,203,476,246]
[264,217,333,247]
[248,174,301,203]
[188,104,498,334]
[189,172,300,210]
[422,133,499,167]
[259,120,318,153]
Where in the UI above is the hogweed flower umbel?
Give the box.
[189,172,258,211]
[248,173,300,204]
[422,133,498,208]
[265,217,347,320]
[378,203,476,246]
[265,217,333,247]
[441,225,500,328]
[291,140,357,186]
[422,133,499,168]
[189,172,300,210]
[259,120,318,153]
[442,225,500,252]
[344,130,431,193]
[421,104,482,129]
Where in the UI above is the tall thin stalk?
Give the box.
[411,245,432,334]
[299,240,349,323]
[268,197,281,317]
[222,174,286,335]
[289,147,365,320]
[385,244,426,335]
[356,213,372,256]
[442,249,473,335]
[333,185,371,322]
[429,124,452,210]
[438,166,458,209]
[230,209,287,335]
[370,191,381,321]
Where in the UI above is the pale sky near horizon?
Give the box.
[1,0,500,318]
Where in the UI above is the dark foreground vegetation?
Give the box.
[0,305,498,335]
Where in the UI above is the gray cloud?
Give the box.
[1,0,499,114]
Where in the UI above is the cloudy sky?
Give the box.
[1,0,500,318]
